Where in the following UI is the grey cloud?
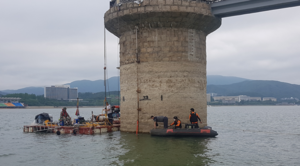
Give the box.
[207,6,300,85]
[0,0,300,90]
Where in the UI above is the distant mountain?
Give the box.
[0,77,120,95]
[2,87,44,96]
[207,80,300,99]
[67,75,247,93]
[66,76,120,93]
[207,75,249,85]
[5,76,292,98]
[0,91,7,96]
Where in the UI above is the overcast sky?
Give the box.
[1,0,300,90]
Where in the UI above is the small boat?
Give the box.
[150,126,218,137]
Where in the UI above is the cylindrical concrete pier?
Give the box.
[105,0,221,133]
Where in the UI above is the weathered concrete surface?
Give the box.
[105,0,221,133]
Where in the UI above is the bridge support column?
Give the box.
[105,0,221,133]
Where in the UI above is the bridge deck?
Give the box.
[211,0,300,18]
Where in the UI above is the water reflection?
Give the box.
[117,133,213,166]
[2,107,300,166]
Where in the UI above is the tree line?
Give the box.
[2,91,120,106]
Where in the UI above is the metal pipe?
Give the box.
[135,26,139,63]
[135,26,140,134]
[104,22,107,110]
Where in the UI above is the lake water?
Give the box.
[0,106,300,166]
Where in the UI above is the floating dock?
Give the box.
[24,119,121,135]
[23,124,120,135]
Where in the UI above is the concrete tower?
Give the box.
[105,0,221,133]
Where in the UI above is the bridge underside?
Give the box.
[211,0,300,18]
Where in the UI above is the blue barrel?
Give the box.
[60,121,64,126]
[75,119,79,123]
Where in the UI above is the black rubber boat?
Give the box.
[150,126,218,137]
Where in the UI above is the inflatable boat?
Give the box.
[150,126,218,137]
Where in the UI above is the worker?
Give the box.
[150,116,168,129]
[170,116,182,129]
[60,107,72,126]
[105,102,113,126]
[189,108,202,128]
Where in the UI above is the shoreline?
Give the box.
[208,105,299,107]
[25,106,104,109]
[1,105,298,109]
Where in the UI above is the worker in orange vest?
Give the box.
[170,116,182,129]
[189,108,202,128]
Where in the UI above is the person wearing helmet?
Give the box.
[170,116,182,129]
[189,108,202,128]
[151,116,168,129]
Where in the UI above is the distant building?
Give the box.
[44,85,78,100]
[238,95,261,102]
[281,97,299,101]
[0,97,21,103]
[206,94,211,102]
[213,96,239,102]
[222,99,236,104]
[208,93,218,97]
[263,97,277,102]
[213,95,262,103]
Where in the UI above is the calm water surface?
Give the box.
[0,106,300,166]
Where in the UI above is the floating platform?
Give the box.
[150,128,218,137]
[23,123,120,135]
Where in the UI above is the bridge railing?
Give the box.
[110,0,225,8]
[211,0,300,18]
